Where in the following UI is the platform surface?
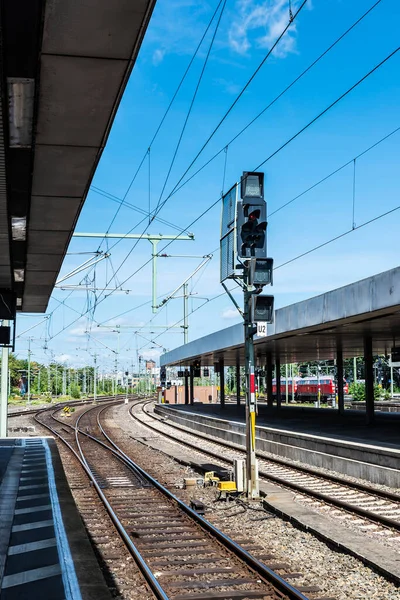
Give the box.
[0,437,110,600]
[163,403,400,451]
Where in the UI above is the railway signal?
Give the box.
[220,170,274,499]
[237,172,267,259]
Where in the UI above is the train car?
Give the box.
[272,377,300,400]
[296,375,348,401]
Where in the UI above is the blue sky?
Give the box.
[16,0,400,370]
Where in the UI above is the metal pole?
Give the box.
[364,336,374,425]
[0,321,9,437]
[391,364,394,398]
[27,338,31,404]
[189,365,194,405]
[151,240,159,313]
[244,268,258,499]
[236,363,241,406]
[276,358,281,409]
[353,356,357,384]
[317,365,321,408]
[184,370,189,405]
[291,364,295,403]
[183,283,188,344]
[285,363,289,404]
[266,354,273,408]
[93,355,97,404]
[337,349,344,415]
[219,357,225,408]
[114,331,120,397]
[38,368,41,396]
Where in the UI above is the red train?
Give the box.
[272,377,300,399]
[273,375,348,402]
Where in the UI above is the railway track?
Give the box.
[8,393,132,418]
[131,400,400,543]
[34,400,323,600]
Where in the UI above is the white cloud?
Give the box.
[141,348,162,361]
[55,354,72,363]
[213,78,242,95]
[146,0,215,62]
[221,307,241,319]
[152,48,166,66]
[229,0,299,57]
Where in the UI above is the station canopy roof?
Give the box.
[0,0,156,313]
[161,266,400,367]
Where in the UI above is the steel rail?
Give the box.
[34,401,170,600]
[74,402,149,487]
[96,403,309,600]
[133,401,400,532]
[8,394,130,418]
[144,402,400,502]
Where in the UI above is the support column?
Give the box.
[189,365,194,405]
[0,325,9,437]
[184,370,189,405]
[266,353,273,408]
[236,362,241,406]
[337,348,344,415]
[219,358,225,408]
[364,336,374,425]
[276,358,281,410]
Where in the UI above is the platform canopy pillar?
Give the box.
[219,357,225,408]
[0,333,9,438]
[266,353,273,408]
[236,362,241,406]
[184,369,189,405]
[337,348,345,415]
[275,358,281,410]
[189,365,194,405]
[364,336,375,425]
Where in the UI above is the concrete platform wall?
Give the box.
[154,405,400,488]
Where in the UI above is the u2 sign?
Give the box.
[257,322,267,337]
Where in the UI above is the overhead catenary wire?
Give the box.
[90,186,190,233]
[275,202,400,272]
[252,47,400,172]
[87,0,381,242]
[268,125,400,217]
[167,0,385,201]
[152,0,310,221]
[92,0,225,253]
[44,44,399,344]
[97,46,400,296]
[153,0,227,215]
[140,187,400,347]
[69,0,313,311]
[90,0,227,304]
[143,285,241,348]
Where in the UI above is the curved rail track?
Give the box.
[131,400,400,541]
[8,394,132,418]
[33,399,320,600]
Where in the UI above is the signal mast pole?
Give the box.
[243,267,258,497]
[220,171,274,499]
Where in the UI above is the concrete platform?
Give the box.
[0,438,111,600]
[155,404,400,488]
